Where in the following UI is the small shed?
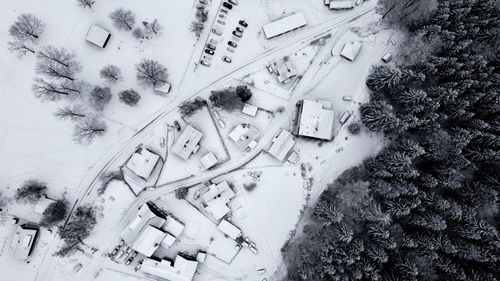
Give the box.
[242,103,258,117]
[340,41,362,61]
[86,24,111,48]
[329,0,355,10]
[217,219,241,240]
[155,83,172,95]
[200,152,218,170]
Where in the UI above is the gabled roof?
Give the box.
[200,152,218,170]
[10,225,38,260]
[126,148,160,179]
[172,125,203,160]
[217,219,241,240]
[131,225,167,257]
[141,255,200,281]
[268,129,295,162]
[202,181,236,220]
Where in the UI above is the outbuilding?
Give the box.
[172,125,203,160]
[86,24,111,48]
[340,41,362,61]
[263,13,307,39]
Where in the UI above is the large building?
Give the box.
[172,125,203,160]
[202,181,236,220]
[121,203,184,257]
[263,13,307,39]
[293,100,334,140]
[268,129,295,162]
[9,224,38,260]
[126,148,161,180]
[141,253,205,281]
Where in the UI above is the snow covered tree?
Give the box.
[55,205,96,256]
[88,86,112,111]
[9,13,45,44]
[179,98,206,117]
[348,122,361,135]
[118,89,141,106]
[190,21,204,38]
[73,118,106,144]
[35,47,81,81]
[361,100,404,134]
[109,8,135,31]
[54,104,87,121]
[135,59,168,88]
[99,64,122,84]
[75,0,95,9]
[7,40,36,57]
[143,19,162,37]
[32,78,72,101]
[40,200,68,227]
[366,65,402,93]
[15,179,46,204]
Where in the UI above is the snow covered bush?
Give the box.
[118,89,141,106]
[88,86,112,111]
[15,179,47,204]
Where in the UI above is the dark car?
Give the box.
[204,48,215,55]
[232,30,242,38]
[206,43,216,50]
[239,20,248,27]
[174,121,181,131]
[228,41,237,48]
[236,27,244,33]
[222,56,232,63]
[222,2,233,9]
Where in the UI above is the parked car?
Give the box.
[222,2,233,9]
[220,8,228,14]
[218,120,226,129]
[160,137,166,148]
[200,59,211,67]
[212,28,222,36]
[199,0,208,4]
[232,30,242,37]
[196,4,205,9]
[125,257,133,265]
[217,19,226,25]
[228,0,238,5]
[266,65,273,73]
[339,111,352,124]
[382,52,393,63]
[204,48,215,55]
[342,95,353,101]
[111,248,119,256]
[239,20,248,27]
[174,121,181,131]
[235,26,244,33]
[222,56,232,63]
[226,47,235,53]
[228,41,237,48]
[206,43,216,50]
[218,13,227,20]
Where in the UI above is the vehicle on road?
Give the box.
[232,30,242,37]
[335,147,344,153]
[239,20,248,27]
[200,59,211,67]
[235,26,244,33]
[160,137,166,148]
[174,121,181,131]
[228,0,238,5]
[206,43,216,50]
[212,28,222,36]
[222,2,233,9]
[204,48,215,55]
[222,56,232,63]
[228,41,237,47]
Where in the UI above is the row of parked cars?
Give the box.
[110,240,139,266]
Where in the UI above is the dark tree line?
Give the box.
[209,85,253,111]
[54,205,97,257]
[283,1,499,280]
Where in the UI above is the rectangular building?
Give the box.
[202,181,236,220]
[86,24,111,48]
[263,13,307,39]
[217,220,241,240]
[268,129,295,162]
[229,124,260,151]
[329,1,355,10]
[126,148,160,180]
[10,225,38,260]
[172,125,203,160]
[293,100,334,140]
[141,254,202,281]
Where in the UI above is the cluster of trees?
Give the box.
[109,7,162,40]
[179,97,207,117]
[190,5,208,38]
[14,180,68,228]
[54,205,97,257]
[75,0,95,9]
[209,85,253,111]
[283,0,499,280]
[7,13,44,57]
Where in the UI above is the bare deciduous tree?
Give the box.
[109,8,136,31]
[32,78,71,101]
[15,179,47,204]
[73,118,107,144]
[9,13,45,43]
[88,86,112,111]
[37,46,79,69]
[190,21,204,38]
[54,104,87,121]
[54,205,96,257]
[7,40,36,57]
[75,0,96,9]
[99,64,122,84]
[135,59,168,88]
[143,19,162,37]
[40,199,68,227]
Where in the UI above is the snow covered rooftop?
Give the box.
[229,124,260,151]
[202,181,236,220]
[329,0,355,10]
[217,220,241,240]
[132,225,167,257]
[85,24,111,48]
[141,255,199,281]
[34,197,55,215]
[340,41,362,61]
[200,152,218,170]
[172,125,203,160]
[274,59,297,84]
[294,100,334,140]
[263,13,307,39]
[126,148,160,180]
[242,103,258,117]
[268,129,295,162]
[9,225,38,260]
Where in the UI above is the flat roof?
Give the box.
[296,100,334,140]
[34,197,55,215]
[10,225,38,260]
[126,148,160,179]
[268,129,295,162]
[141,255,199,281]
[172,125,203,160]
[340,41,362,61]
[263,13,307,39]
[163,216,185,237]
[229,124,260,151]
[200,152,218,170]
[242,103,258,117]
[217,220,241,240]
[131,225,167,257]
[86,24,110,48]
[330,1,355,9]
[202,182,235,220]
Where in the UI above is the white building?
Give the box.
[34,196,55,215]
[340,41,362,61]
[9,225,38,260]
[141,253,204,281]
[268,129,295,162]
[329,0,355,10]
[85,24,111,48]
[274,59,297,84]
[200,152,218,170]
[125,148,160,180]
[293,100,334,140]
[202,181,236,220]
[229,124,260,151]
[242,103,258,117]
[121,203,184,257]
[217,219,241,240]
[172,125,203,160]
[263,13,307,39]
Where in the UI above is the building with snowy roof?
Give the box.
[217,219,241,240]
[141,253,204,281]
[293,100,334,140]
[172,125,203,160]
[229,124,260,151]
[202,181,236,220]
[340,41,362,61]
[263,13,307,39]
[126,148,161,180]
[200,152,218,170]
[268,129,295,162]
[9,224,38,260]
[274,59,297,84]
[85,24,111,48]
